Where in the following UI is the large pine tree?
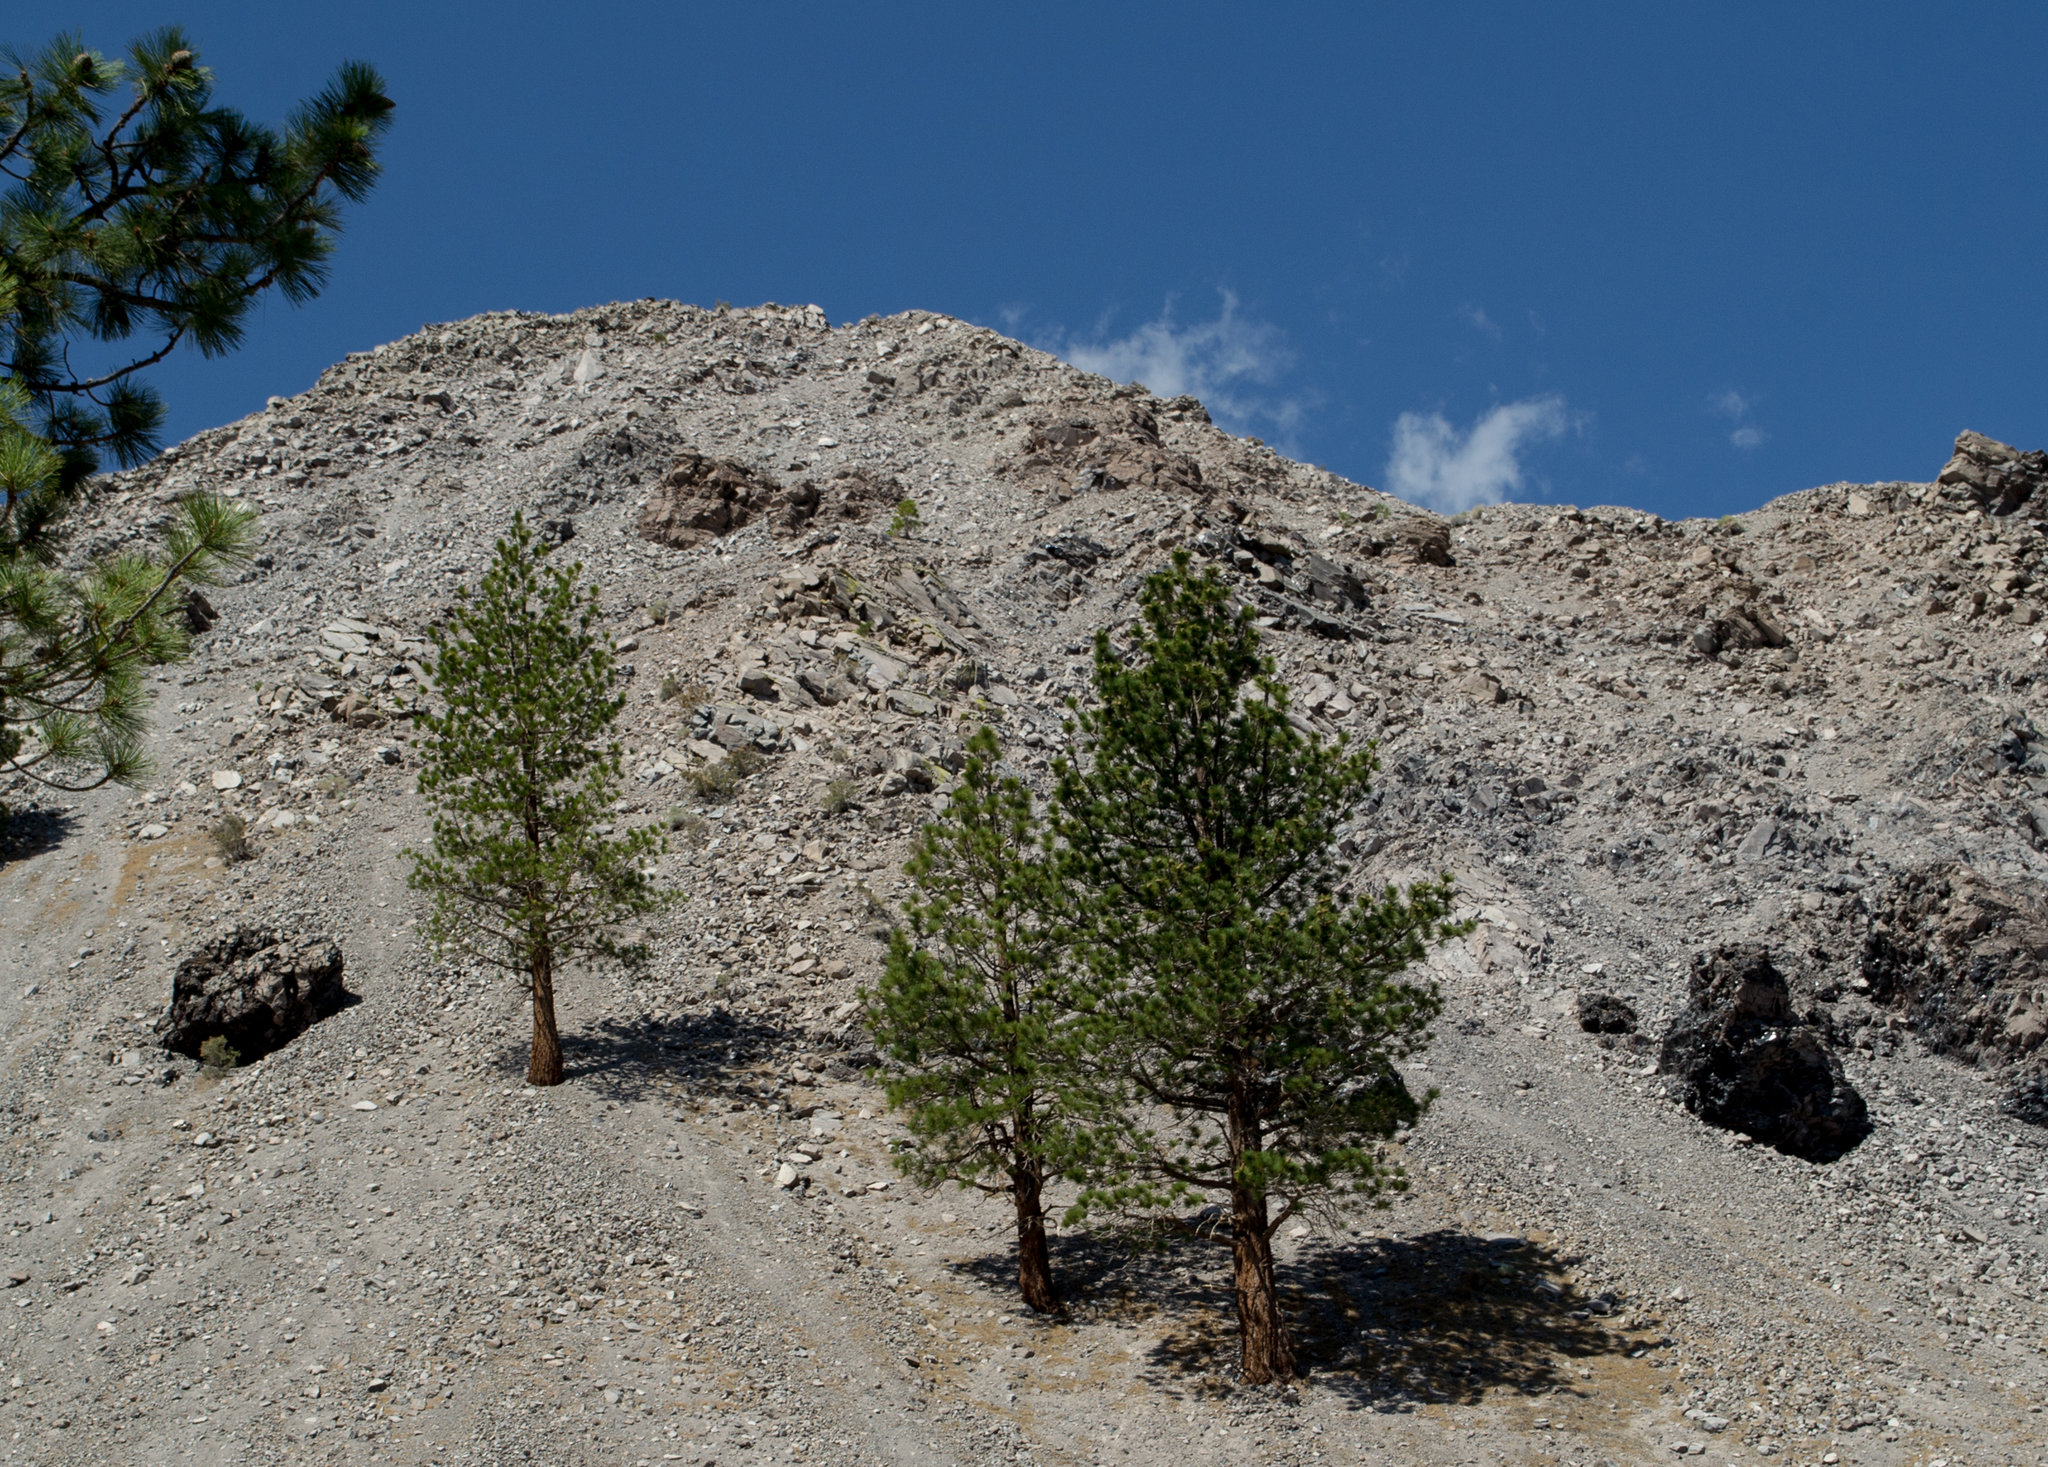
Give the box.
[1055,553,1462,1383]
[406,517,665,1086]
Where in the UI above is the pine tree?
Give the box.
[406,517,665,1086]
[1,29,392,797]
[1054,553,1463,1383]
[2,371,253,790]
[864,727,1082,1315]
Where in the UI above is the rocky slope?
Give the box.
[3,298,2047,1466]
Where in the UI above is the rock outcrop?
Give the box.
[634,455,899,550]
[1660,944,1869,1161]
[1938,430,2048,516]
[1861,864,2048,1068]
[157,927,351,1063]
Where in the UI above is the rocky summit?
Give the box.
[5,299,2048,1465]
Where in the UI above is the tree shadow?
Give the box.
[0,804,79,867]
[475,1005,797,1103]
[1263,1229,1638,1410]
[952,1224,1645,1407]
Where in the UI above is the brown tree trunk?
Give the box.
[1231,1182,1293,1383]
[1013,1166,1064,1317]
[529,945,564,1086]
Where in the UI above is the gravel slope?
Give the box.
[2,298,2045,1466]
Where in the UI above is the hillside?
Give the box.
[4,299,2046,1466]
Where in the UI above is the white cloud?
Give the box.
[1385,396,1570,513]
[1051,291,1303,437]
[1711,389,1764,450]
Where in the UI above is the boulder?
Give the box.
[1577,992,1639,1035]
[157,927,351,1063]
[1936,430,2048,516]
[1660,944,1869,1161]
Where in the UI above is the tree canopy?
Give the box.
[0,29,391,797]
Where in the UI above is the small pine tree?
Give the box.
[888,497,921,537]
[864,727,1081,1315]
[406,516,665,1085]
[1055,553,1463,1383]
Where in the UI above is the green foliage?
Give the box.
[888,497,921,537]
[405,516,666,1079]
[207,811,252,864]
[0,29,389,797]
[197,1034,238,1073]
[821,775,863,815]
[1,434,254,789]
[863,727,1085,1312]
[1,29,393,476]
[1051,552,1463,1376]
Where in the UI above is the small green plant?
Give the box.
[647,598,670,625]
[660,673,708,705]
[208,812,253,864]
[822,776,863,815]
[1718,514,1744,534]
[313,772,353,800]
[889,498,922,537]
[685,744,764,799]
[663,807,712,845]
[852,881,889,921]
[198,1035,239,1074]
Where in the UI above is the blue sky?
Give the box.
[17,3,2048,518]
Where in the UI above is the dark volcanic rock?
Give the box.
[1660,944,1870,1161]
[2002,1065,2048,1127]
[1577,992,1639,1035]
[158,927,351,1062]
[1862,863,2048,1068]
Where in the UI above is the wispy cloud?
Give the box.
[1711,388,1764,450]
[1386,396,1571,512]
[1459,303,1502,340]
[1049,291,1305,439]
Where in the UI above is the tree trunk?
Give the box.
[529,945,564,1086]
[1013,1166,1063,1317]
[1231,1182,1293,1383]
